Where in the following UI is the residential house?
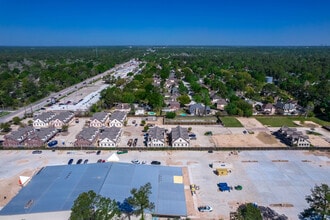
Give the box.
[98,127,122,147]
[275,101,297,115]
[90,112,109,128]
[278,126,311,147]
[74,127,99,147]
[171,126,190,147]
[25,128,58,147]
[3,126,35,148]
[33,112,56,129]
[109,111,127,127]
[153,77,161,87]
[115,103,131,112]
[135,107,145,116]
[189,103,210,116]
[147,126,165,147]
[216,99,228,111]
[262,103,274,115]
[51,111,74,129]
[169,101,180,111]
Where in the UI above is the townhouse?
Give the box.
[170,126,190,147]
[147,126,165,147]
[98,127,122,147]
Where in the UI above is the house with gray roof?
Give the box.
[90,112,109,128]
[275,101,297,115]
[33,112,56,128]
[216,98,228,111]
[98,127,122,147]
[171,126,190,147]
[109,111,127,127]
[25,128,58,147]
[147,126,166,147]
[3,126,35,148]
[74,127,99,147]
[188,103,210,116]
[51,111,74,129]
[278,126,311,147]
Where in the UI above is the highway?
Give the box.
[0,59,140,124]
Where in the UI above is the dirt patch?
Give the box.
[256,132,279,144]
[293,121,320,128]
[0,169,34,207]
[308,136,330,147]
[212,132,286,147]
[236,117,265,129]
[123,131,132,136]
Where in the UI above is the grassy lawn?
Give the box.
[256,116,330,127]
[220,117,243,127]
[0,111,10,117]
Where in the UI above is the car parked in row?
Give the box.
[76,159,83,164]
[32,150,42,154]
[68,159,74,165]
[151,161,161,165]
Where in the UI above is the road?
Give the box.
[0,59,140,124]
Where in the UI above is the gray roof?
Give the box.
[171,126,189,142]
[34,112,56,123]
[110,111,126,122]
[189,103,210,114]
[28,128,57,142]
[0,163,186,217]
[99,127,121,141]
[76,127,99,140]
[53,111,74,123]
[91,112,108,123]
[5,126,34,141]
[148,126,165,142]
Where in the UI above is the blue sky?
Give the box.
[0,0,329,46]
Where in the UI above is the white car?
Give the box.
[131,159,140,164]
[198,206,213,212]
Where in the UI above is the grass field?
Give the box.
[0,111,10,118]
[256,116,330,127]
[220,117,243,127]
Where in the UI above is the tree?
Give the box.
[300,184,330,220]
[70,190,97,220]
[61,125,69,132]
[237,203,262,220]
[127,182,155,220]
[12,116,21,125]
[165,112,176,119]
[70,190,119,220]
[177,94,191,106]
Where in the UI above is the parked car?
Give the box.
[83,159,89,164]
[76,159,83,164]
[32,150,42,154]
[151,161,161,165]
[68,159,74,165]
[47,140,58,147]
[97,159,102,163]
[198,206,213,212]
[131,159,140,164]
[96,150,101,155]
[117,150,128,154]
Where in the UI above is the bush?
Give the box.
[165,112,176,119]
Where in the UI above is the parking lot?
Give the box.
[0,150,329,219]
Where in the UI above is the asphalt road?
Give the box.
[0,60,138,124]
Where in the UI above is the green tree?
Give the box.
[0,123,11,133]
[300,184,330,220]
[70,190,97,220]
[70,190,119,220]
[61,125,69,132]
[237,203,262,220]
[177,94,191,106]
[165,112,176,119]
[12,116,21,125]
[127,182,155,220]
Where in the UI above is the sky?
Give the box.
[0,0,329,46]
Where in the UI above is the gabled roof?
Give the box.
[27,128,57,142]
[5,126,34,141]
[189,103,210,114]
[148,126,165,141]
[52,111,74,123]
[34,112,56,123]
[91,112,108,123]
[76,127,99,140]
[99,127,121,141]
[110,111,126,122]
[171,126,189,142]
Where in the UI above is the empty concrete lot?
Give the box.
[0,150,329,219]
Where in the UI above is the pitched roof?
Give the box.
[52,111,74,123]
[99,127,121,141]
[76,127,99,140]
[34,112,56,123]
[110,111,126,122]
[5,126,34,141]
[91,112,108,123]
[171,126,189,142]
[189,103,210,114]
[27,128,57,142]
[148,126,165,141]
